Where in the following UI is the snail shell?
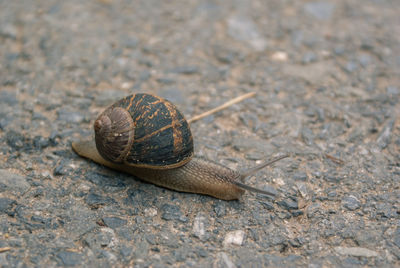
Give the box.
[94,93,193,169]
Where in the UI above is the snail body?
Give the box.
[72,93,284,200]
[73,140,245,200]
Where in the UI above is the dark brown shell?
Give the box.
[94,93,194,169]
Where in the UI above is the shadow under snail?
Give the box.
[72,93,288,200]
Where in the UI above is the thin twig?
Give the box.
[187,92,256,124]
[0,247,11,253]
[239,154,290,179]
[324,153,345,165]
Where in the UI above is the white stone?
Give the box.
[271,51,288,61]
[144,207,158,217]
[223,230,245,246]
[192,213,206,240]
[335,247,379,257]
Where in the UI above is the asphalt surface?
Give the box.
[0,0,399,267]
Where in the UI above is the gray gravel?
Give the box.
[1,0,399,267]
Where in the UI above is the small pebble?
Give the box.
[0,198,16,215]
[376,119,394,150]
[306,203,322,218]
[85,193,115,208]
[334,247,379,257]
[278,198,299,210]
[144,207,158,217]
[161,204,182,221]
[342,195,361,211]
[223,230,245,247]
[296,182,309,198]
[213,202,226,217]
[83,227,116,249]
[102,217,127,229]
[271,51,288,61]
[192,213,207,240]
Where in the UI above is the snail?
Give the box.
[72,93,287,200]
